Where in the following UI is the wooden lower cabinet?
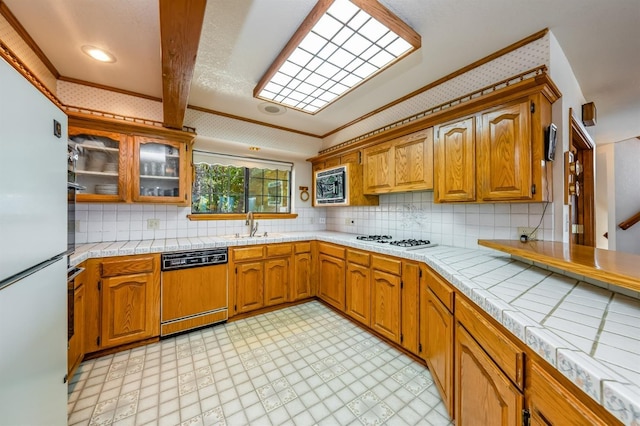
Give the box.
[371,262,401,343]
[235,261,264,313]
[84,254,160,354]
[400,262,420,354]
[318,244,346,310]
[526,360,614,426]
[265,258,289,306]
[290,242,314,301]
[421,287,454,418]
[455,324,524,425]
[345,252,371,326]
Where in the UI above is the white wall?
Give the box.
[613,138,640,254]
[548,32,587,244]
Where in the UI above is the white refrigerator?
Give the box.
[0,57,68,424]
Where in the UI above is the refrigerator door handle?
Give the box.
[0,254,65,291]
[67,182,87,191]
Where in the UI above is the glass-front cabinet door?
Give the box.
[133,137,187,203]
[69,127,127,202]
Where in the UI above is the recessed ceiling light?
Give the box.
[254,0,420,115]
[81,45,117,63]
[258,102,287,115]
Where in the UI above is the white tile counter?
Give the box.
[71,231,640,425]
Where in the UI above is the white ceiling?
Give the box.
[5,0,640,144]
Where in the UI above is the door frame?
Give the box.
[568,108,596,246]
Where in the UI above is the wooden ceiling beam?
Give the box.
[159,0,206,130]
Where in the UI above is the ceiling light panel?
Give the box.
[254,0,421,114]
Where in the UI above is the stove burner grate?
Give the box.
[356,235,392,241]
[389,239,431,247]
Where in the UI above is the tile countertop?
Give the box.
[71,232,640,425]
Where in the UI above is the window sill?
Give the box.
[187,213,299,221]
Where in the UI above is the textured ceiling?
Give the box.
[3,0,640,144]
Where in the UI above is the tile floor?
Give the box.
[67,301,452,426]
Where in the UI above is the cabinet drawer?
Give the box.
[457,297,524,389]
[347,249,370,266]
[266,244,292,257]
[294,242,311,254]
[318,243,345,259]
[426,267,454,312]
[233,246,264,261]
[101,255,155,277]
[371,255,401,275]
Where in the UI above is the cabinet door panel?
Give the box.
[401,262,420,354]
[422,288,454,418]
[101,272,154,348]
[363,142,394,193]
[68,284,85,378]
[346,262,371,326]
[435,117,476,202]
[395,128,434,191]
[292,252,312,301]
[133,137,187,204]
[318,254,345,310]
[371,269,401,342]
[479,101,532,200]
[455,324,523,426]
[527,360,610,426]
[265,258,288,306]
[235,262,264,313]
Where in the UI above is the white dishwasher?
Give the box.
[160,248,228,336]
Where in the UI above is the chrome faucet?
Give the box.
[246,211,258,237]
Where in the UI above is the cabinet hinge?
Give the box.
[234,305,237,312]
[185,144,189,151]
[531,184,536,195]
[96,336,101,346]
[98,280,101,291]
[184,194,187,200]
[530,102,535,113]
[418,343,422,353]
[400,334,403,343]
[63,374,67,384]
[358,151,362,165]
[400,281,404,289]
[522,409,530,426]
[419,269,422,278]
[235,267,238,274]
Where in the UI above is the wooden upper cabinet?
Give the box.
[363,128,434,194]
[434,117,476,202]
[363,141,394,193]
[394,128,434,191]
[68,112,194,205]
[478,100,532,201]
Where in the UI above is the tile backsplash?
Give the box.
[77,191,554,250]
[325,192,554,249]
[75,204,326,244]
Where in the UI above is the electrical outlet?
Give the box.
[318,217,326,224]
[147,218,160,230]
[517,227,538,240]
[345,218,355,225]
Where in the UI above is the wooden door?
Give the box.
[478,100,532,201]
[292,252,312,301]
[455,324,523,426]
[526,360,611,426]
[363,141,394,193]
[394,128,434,191]
[101,272,155,348]
[161,264,227,321]
[265,258,289,306]
[371,269,401,342]
[400,262,420,354]
[318,254,346,310]
[345,261,371,326]
[435,117,476,202]
[422,288,454,418]
[235,262,264,313]
[568,111,596,246]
